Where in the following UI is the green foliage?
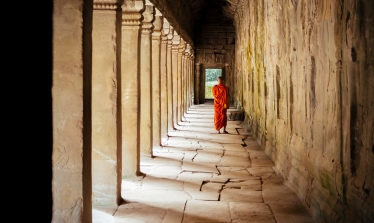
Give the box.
[205,69,222,98]
[206,69,222,82]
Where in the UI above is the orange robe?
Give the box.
[212,83,229,131]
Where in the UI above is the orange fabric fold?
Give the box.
[212,83,229,131]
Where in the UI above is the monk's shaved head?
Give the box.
[217,76,224,83]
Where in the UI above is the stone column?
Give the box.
[190,50,195,106]
[194,63,201,104]
[92,0,121,207]
[167,26,175,131]
[139,1,154,156]
[184,44,191,116]
[172,32,181,128]
[52,0,92,221]
[151,8,162,149]
[177,39,185,123]
[160,18,169,143]
[121,0,144,177]
[225,63,231,105]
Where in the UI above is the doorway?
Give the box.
[205,68,222,99]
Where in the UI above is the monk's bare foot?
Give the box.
[216,130,220,134]
[223,130,228,134]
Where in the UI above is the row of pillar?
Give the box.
[92,0,195,207]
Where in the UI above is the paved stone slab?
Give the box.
[141,176,184,190]
[210,175,229,183]
[247,166,275,176]
[114,203,166,223]
[177,172,213,192]
[247,149,267,156]
[229,202,273,217]
[232,215,276,223]
[183,200,231,223]
[147,165,182,179]
[92,207,116,223]
[181,151,197,162]
[268,202,312,216]
[220,188,263,202]
[182,161,219,174]
[251,156,275,167]
[262,174,285,189]
[199,142,224,149]
[141,155,182,168]
[217,166,252,180]
[222,143,247,151]
[187,190,220,201]
[201,182,224,192]
[122,190,190,204]
[224,179,262,191]
[224,150,249,157]
[122,176,144,191]
[193,150,223,163]
[153,152,185,161]
[262,185,301,204]
[273,215,315,223]
[162,200,187,223]
[220,155,251,167]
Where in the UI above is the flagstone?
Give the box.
[220,188,263,202]
[183,200,231,223]
[187,190,220,201]
[224,179,262,191]
[147,165,182,179]
[220,155,251,167]
[114,203,166,223]
[210,175,229,183]
[141,176,184,190]
[201,182,224,192]
[247,167,275,176]
[222,144,247,151]
[182,161,219,174]
[262,185,301,204]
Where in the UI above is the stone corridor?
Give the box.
[92,103,315,223]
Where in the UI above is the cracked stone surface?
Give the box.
[93,104,315,223]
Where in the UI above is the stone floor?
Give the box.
[93,104,315,223]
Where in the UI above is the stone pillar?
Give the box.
[151,8,162,149]
[184,44,191,115]
[52,0,92,221]
[194,63,201,104]
[167,26,174,131]
[177,39,185,123]
[225,63,231,105]
[160,18,169,143]
[121,0,144,177]
[139,1,154,156]
[190,50,195,106]
[172,32,181,128]
[92,0,121,207]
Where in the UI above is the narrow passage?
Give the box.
[93,104,315,223]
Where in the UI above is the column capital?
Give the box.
[152,8,163,39]
[141,2,154,33]
[121,0,144,26]
[94,0,118,10]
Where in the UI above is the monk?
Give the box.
[212,76,229,134]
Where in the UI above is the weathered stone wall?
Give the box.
[234,0,373,222]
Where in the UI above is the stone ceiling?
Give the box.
[187,0,238,22]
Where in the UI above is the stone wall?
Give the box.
[233,0,373,222]
[194,24,236,104]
